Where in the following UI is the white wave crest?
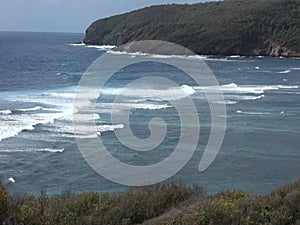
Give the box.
[213,100,239,105]
[86,45,116,50]
[229,55,241,58]
[70,42,116,51]
[236,110,270,115]
[18,106,43,112]
[0,148,64,153]
[197,83,299,95]
[133,103,172,110]
[8,177,15,183]
[69,42,85,46]
[38,148,64,153]
[98,124,124,133]
[0,110,12,115]
[226,95,265,100]
[277,70,291,74]
[73,123,124,138]
[0,112,64,142]
[277,85,298,89]
[193,83,298,103]
[101,84,195,101]
[96,102,172,114]
[108,50,209,60]
[181,84,196,95]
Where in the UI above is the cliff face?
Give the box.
[83,0,300,57]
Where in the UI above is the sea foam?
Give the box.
[69,43,115,51]
[0,148,64,153]
[0,112,64,142]
[101,84,195,101]
[0,110,12,115]
[18,106,44,112]
[277,70,291,74]
[236,110,270,115]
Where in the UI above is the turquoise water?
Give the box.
[0,31,299,194]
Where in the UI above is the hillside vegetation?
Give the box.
[83,0,300,57]
[1,178,300,225]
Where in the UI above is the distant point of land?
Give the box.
[83,0,300,57]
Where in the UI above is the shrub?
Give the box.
[0,181,8,223]
[3,179,300,225]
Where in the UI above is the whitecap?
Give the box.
[108,50,150,56]
[96,102,172,113]
[8,177,15,183]
[18,106,43,112]
[196,83,266,94]
[69,42,115,51]
[194,83,293,101]
[133,103,172,110]
[108,50,208,60]
[98,124,124,133]
[222,83,238,88]
[216,83,298,94]
[0,148,64,153]
[236,110,270,115]
[69,42,85,46]
[86,44,116,50]
[213,100,239,105]
[277,85,298,89]
[73,122,124,138]
[227,95,265,100]
[123,103,172,110]
[37,148,64,153]
[101,84,195,101]
[181,84,196,95]
[277,70,291,74]
[229,55,241,58]
[0,88,79,140]
[0,112,64,142]
[149,54,207,60]
[0,110,12,115]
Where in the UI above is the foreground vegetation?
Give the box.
[83,0,300,57]
[1,178,300,225]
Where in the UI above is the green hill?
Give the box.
[83,0,300,57]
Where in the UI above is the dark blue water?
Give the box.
[0,31,299,195]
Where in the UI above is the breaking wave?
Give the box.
[0,148,64,153]
[0,110,12,115]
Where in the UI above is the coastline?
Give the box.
[73,42,300,59]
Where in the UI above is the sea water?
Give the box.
[0,31,299,194]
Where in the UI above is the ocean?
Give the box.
[0,31,299,195]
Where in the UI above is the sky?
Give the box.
[0,0,212,33]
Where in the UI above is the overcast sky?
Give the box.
[0,0,213,33]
